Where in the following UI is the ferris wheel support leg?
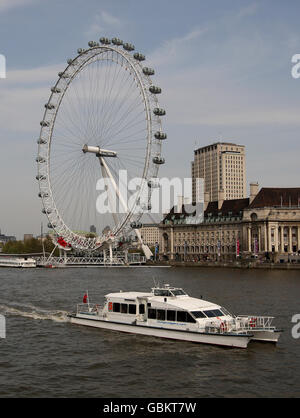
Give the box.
[134,228,153,260]
[63,249,67,265]
[99,157,119,228]
[46,243,58,264]
[99,156,128,215]
[99,156,153,260]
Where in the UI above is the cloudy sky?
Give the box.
[0,0,300,238]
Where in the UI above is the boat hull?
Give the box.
[250,329,281,343]
[69,315,251,349]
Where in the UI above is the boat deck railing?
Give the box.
[76,303,102,315]
[204,316,275,335]
[235,316,275,330]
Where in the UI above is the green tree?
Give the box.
[2,236,58,255]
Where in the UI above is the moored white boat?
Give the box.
[68,284,282,349]
[0,257,36,268]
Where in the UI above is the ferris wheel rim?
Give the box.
[37,41,165,250]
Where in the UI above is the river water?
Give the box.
[0,266,299,398]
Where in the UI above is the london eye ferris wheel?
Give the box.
[36,37,166,252]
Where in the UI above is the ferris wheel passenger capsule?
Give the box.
[37,138,47,145]
[149,86,161,94]
[100,37,111,45]
[36,156,46,163]
[148,179,160,188]
[143,67,155,76]
[47,223,56,229]
[36,174,46,181]
[153,156,165,165]
[77,48,86,54]
[38,192,49,198]
[58,72,70,79]
[67,59,73,65]
[88,41,97,47]
[40,121,50,127]
[51,87,61,93]
[112,38,123,45]
[42,208,52,214]
[133,53,145,61]
[45,103,55,110]
[154,131,167,140]
[123,43,135,51]
[153,108,166,116]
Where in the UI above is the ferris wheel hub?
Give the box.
[82,144,117,158]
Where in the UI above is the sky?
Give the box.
[0,0,300,239]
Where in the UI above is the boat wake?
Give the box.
[0,303,69,323]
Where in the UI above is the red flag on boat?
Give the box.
[83,293,88,304]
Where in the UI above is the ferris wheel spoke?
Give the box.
[98,57,126,133]
[101,71,137,142]
[103,126,147,147]
[100,68,138,138]
[102,87,143,145]
[105,114,146,148]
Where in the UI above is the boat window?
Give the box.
[121,303,128,314]
[154,289,172,296]
[113,303,120,313]
[177,311,187,322]
[157,310,165,321]
[148,308,156,319]
[167,310,176,321]
[191,311,207,319]
[186,313,196,323]
[203,309,224,318]
[139,304,145,314]
[171,289,186,296]
[129,304,136,314]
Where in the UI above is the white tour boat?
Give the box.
[69,284,282,349]
[0,257,37,268]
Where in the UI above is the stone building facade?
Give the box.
[140,223,160,247]
[159,185,300,261]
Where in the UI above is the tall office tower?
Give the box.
[192,142,246,202]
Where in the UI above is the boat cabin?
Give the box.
[103,284,233,327]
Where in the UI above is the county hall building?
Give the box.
[159,184,300,262]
